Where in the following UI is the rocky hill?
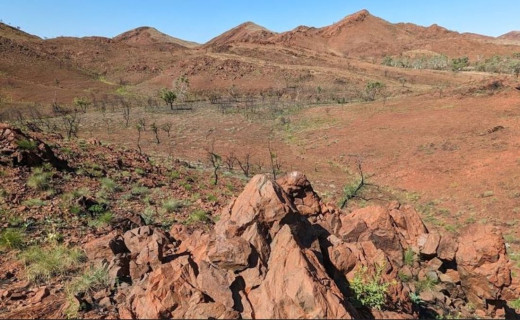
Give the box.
[0,124,518,318]
[2,9,520,106]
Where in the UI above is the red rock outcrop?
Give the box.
[0,123,70,170]
[81,171,515,319]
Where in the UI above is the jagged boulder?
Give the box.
[83,172,516,319]
[456,224,512,308]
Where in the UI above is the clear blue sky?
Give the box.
[1,0,518,43]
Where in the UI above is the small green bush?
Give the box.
[0,228,25,250]
[162,198,189,213]
[131,185,150,197]
[510,298,520,310]
[350,264,392,310]
[88,212,114,228]
[100,178,120,193]
[186,209,209,224]
[206,194,218,202]
[27,167,53,190]
[403,248,416,266]
[20,244,85,282]
[65,265,111,318]
[16,139,37,150]
[22,198,46,207]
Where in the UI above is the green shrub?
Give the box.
[186,209,209,224]
[350,264,392,310]
[131,185,150,197]
[403,248,416,266]
[451,56,469,71]
[88,204,106,215]
[20,244,85,282]
[169,170,181,180]
[162,198,189,213]
[88,212,114,228]
[16,139,37,150]
[415,277,439,293]
[0,228,25,250]
[22,198,46,207]
[100,178,120,193]
[398,271,412,283]
[27,167,53,190]
[65,270,109,318]
[510,298,520,310]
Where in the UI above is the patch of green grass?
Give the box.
[88,204,106,215]
[510,298,520,311]
[20,244,85,282]
[27,167,53,191]
[0,228,25,250]
[403,248,416,267]
[88,212,114,228]
[135,168,145,176]
[141,206,157,225]
[444,224,458,233]
[65,265,111,318]
[162,198,189,213]
[398,271,412,283]
[415,277,439,293]
[69,205,82,215]
[186,209,210,224]
[504,234,520,245]
[206,194,218,202]
[181,181,193,191]
[16,139,37,150]
[169,170,181,180]
[22,198,46,207]
[131,185,150,198]
[100,178,121,193]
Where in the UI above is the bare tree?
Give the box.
[340,157,367,209]
[122,101,131,127]
[63,109,81,139]
[161,122,172,137]
[267,142,282,180]
[236,153,252,178]
[136,123,143,154]
[151,122,160,144]
[206,140,221,185]
[223,152,236,171]
[137,118,146,131]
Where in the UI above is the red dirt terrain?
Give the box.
[2,8,520,319]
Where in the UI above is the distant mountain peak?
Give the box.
[204,21,275,47]
[113,26,199,48]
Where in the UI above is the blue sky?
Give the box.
[0,1,518,43]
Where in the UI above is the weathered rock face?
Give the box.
[0,123,70,170]
[456,225,511,308]
[82,172,516,319]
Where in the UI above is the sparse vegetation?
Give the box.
[403,248,416,266]
[162,198,189,213]
[350,264,393,310]
[65,265,111,318]
[0,228,25,250]
[16,138,37,150]
[27,167,53,191]
[160,89,177,110]
[100,177,120,193]
[186,209,209,224]
[20,244,85,282]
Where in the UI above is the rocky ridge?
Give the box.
[83,172,517,319]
